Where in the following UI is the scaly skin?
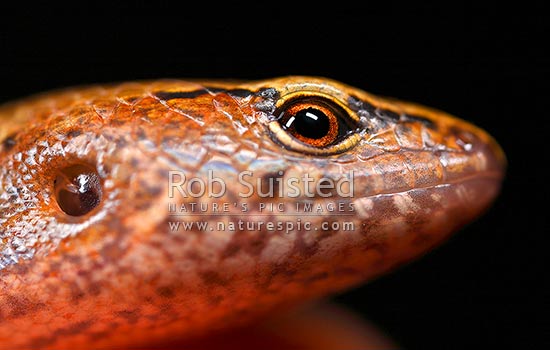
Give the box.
[0,77,505,349]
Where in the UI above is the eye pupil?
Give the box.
[54,164,102,216]
[286,107,330,140]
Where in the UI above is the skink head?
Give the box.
[0,77,505,348]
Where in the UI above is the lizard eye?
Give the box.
[54,164,103,216]
[268,94,360,155]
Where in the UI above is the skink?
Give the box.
[0,77,505,349]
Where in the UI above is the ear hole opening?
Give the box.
[54,163,102,216]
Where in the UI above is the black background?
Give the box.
[1,2,547,349]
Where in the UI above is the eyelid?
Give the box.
[268,121,361,155]
[274,91,360,124]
